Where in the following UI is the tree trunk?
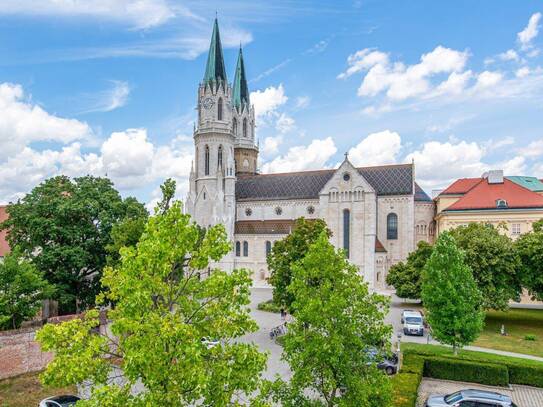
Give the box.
[453,344,458,356]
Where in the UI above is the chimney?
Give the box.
[484,170,504,184]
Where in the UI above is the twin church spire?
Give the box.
[203,18,249,110]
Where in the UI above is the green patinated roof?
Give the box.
[203,18,227,84]
[232,47,250,110]
[507,176,543,192]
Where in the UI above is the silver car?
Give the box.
[425,389,517,407]
[39,395,80,407]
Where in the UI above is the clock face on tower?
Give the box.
[202,97,214,110]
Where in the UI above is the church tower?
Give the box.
[232,47,258,175]
[187,18,237,270]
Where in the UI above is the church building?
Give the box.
[186,19,436,290]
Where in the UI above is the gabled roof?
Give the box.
[414,183,432,201]
[445,178,543,211]
[440,178,482,195]
[375,237,387,252]
[232,47,250,111]
[235,164,413,201]
[203,18,227,84]
[507,176,543,192]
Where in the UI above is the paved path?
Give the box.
[417,378,543,407]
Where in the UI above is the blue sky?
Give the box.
[0,0,542,206]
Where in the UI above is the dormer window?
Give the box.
[496,199,508,208]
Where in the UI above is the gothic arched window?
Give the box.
[243,241,249,257]
[387,213,398,240]
[218,145,223,168]
[265,241,272,257]
[217,98,223,120]
[343,209,350,258]
[235,241,241,257]
[243,118,247,138]
[233,118,237,135]
[204,145,210,176]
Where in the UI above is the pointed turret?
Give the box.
[203,18,227,84]
[232,47,250,111]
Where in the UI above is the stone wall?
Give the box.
[0,314,83,380]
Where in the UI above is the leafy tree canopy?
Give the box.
[450,223,521,310]
[262,232,392,406]
[386,241,433,299]
[515,218,543,301]
[1,175,146,313]
[37,199,267,406]
[0,250,54,330]
[267,217,331,309]
[422,232,484,354]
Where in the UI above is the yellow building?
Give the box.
[435,171,543,239]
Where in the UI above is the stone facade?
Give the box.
[186,19,436,290]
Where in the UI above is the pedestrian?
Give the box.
[280,307,286,321]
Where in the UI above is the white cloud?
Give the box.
[250,84,288,119]
[82,80,131,113]
[295,96,311,109]
[518,12,542,50]
[348,130,402,166]
[498,49,520,62]
[275,113,295,133]
[518,140,543,158]
[435,70,473,95]
[475,71,503,88]
[340,46,469,101]
[261,137,337,174]
[261,136,283,157]
[0,0,176,29]
[516,67,531,78]
[0,82,92,160]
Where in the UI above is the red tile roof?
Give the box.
[446,178,543,211]
[440,178,482,195]
[375,237,387,252]
[0,206,10,257]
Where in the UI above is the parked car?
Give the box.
[201,337,220,349]
[425,389,517,407]
[365,347,398,375]
[401,310,424,336]
[39,395,80,407]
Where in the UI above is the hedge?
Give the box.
[257,300,282,313]
[423,357,509,387]
[402,343,543,388]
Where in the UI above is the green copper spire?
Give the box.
[203,18,227,84]
[232,47,250,110]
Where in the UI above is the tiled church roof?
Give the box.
[236,164,414,201]
[414,183,432,201]
[235,220,296,234]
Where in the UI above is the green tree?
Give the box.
[267,232,392,406]
[422,232,484,354]
[515,219,543,301]
[450,223,521,310]
[386,241,433,299]
[1,175,146,313]
[0,250,53,330]
[36,200,267,406]
[267,217,331,309]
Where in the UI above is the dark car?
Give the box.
[366,348,398,375]
[39,395,80,407]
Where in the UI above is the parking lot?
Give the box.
[417,378,543,407]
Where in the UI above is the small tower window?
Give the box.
[233,118,237,135]
[235,241,241,257]
[204,145,210,176]
[343,209,350,258]
[387,213,398,240]
[266,241,272,257]
[243,241,249,257]
[245,208,252,216]
[496,199,508,208]
[218,145,223,168]
[243,118,247,138]
[218,98,223,120]
[275,206,282,215]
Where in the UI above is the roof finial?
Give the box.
[344,151,349,161]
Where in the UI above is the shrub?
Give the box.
[423,357,509,387]
[390,372,421,407]
[524,334,536,341]
[508,363,543,388]
[257,299,282,313]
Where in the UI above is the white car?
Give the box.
[39,395,80,407]
[401,310,424,336]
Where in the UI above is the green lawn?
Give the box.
[0,372,77,407]
[474,308,543,358]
